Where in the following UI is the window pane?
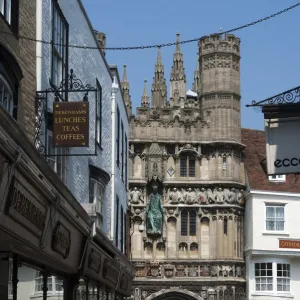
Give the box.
[181,211,188,236]
[254,262,273,292]
[180,155,187,177]
[189,211,196,236]
[188,156,195,177]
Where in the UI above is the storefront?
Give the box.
[0,104,135,299]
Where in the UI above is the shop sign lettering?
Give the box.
[279,239,300,249]
[265,117,300,175]
[53,101,89,147]
[103,259,119,285]
[7,176,46,234]
[52,221,71,258]
[88,248,102,273]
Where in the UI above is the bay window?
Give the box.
[254,262,291,294]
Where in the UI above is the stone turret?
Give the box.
[121,65,132,116]
[151,46,167,108]
[141,79,150,108]
[199,33,241,142]
[170,33,186,104]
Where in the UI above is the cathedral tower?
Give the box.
[199,34,241,142]
[128,34,246,300]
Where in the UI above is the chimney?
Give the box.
[94,30,106,56]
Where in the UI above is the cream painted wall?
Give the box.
[245,190,300,300]
[245,191,300,252]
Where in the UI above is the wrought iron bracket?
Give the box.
[246,85,300,108]
[35,69,99,157]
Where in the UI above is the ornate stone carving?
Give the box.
[175,265,186,277]
[166,188,182,204]
[129,187,144,204]
[163,264,174,278]
[163,187,245,206]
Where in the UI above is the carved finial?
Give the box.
[141,79,149,107]
[176,32,181,52]
[152,46,167,108]
[122,64,128,83]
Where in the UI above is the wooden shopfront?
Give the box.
[0,106,135,300]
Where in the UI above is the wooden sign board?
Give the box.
[53,101,89,147]
[279,239,300,249]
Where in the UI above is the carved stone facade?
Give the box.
[125,33,245,300]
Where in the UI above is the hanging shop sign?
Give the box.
[53,101,89,147]
[279,239,300,249]
[265,116,300,175]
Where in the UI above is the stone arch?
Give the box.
[145,289,204,300]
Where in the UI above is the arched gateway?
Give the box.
[145,289,204,300]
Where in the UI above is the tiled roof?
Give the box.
[241,128,300,193]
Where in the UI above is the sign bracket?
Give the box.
[35,69,99,157]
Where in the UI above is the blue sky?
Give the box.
[82,0,300,130]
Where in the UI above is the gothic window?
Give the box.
[190,243,198,251]
[224,218,228,235]
[189,211,196,236]
[181,210,197,236]
[181,210,188,236]
[180,153,195,177]
[96,79,102,147]
[51,0,68,89]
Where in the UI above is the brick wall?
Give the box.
[0,0,36,143]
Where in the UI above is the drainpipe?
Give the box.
[36,0,43,90]
[110,76,119,242]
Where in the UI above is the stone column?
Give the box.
[227,216,234,258]
[217,216,223,258]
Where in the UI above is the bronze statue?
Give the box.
[146,184,164,235]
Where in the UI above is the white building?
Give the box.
[242,128,300,300]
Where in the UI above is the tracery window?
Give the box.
[180,153,195,177]
[181,210,197,236]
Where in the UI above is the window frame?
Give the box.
[125,133,128,188]
[96,79,102,148]
[265,203,285,232]
[181,210,197,236]
[0,0,18,33]
[116,105,120,167]
[46,126,68,184]
[51,0,69,96]
[254,261,291,295]
[89,177,105,228]
[121,121,124,181]
[268,175,286,182]
[34,272,63,295]
[180,153,196,177]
